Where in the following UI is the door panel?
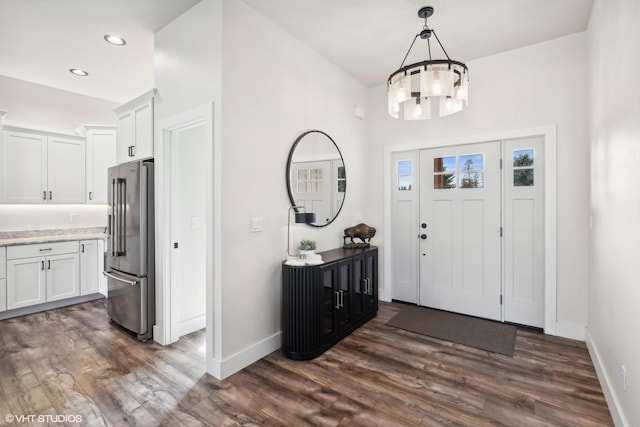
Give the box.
[420,141,501,320]
[390,151,419,303]
[503,136,544,327]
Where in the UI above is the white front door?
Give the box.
[419,141,502,320]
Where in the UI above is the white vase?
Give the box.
[299,250,316,259]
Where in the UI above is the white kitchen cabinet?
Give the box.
[46,253,80,302]
[85,126,117,203]
[115,89,156,164]
[6,241,80,309]
[79,239,99,295]
[6,257,46,309]
[2,130,85,204]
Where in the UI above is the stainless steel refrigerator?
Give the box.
[104,159,155,341]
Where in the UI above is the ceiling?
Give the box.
[0,0,593,104]
[242,0,594,87]
[0,0,201,104]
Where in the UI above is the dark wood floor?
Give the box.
[0,300,612,426]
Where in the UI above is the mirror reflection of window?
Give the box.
[337,166,346,192]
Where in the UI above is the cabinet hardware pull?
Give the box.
[49,191,52,200]
[81,244,85,253]
[89,191,93,200]
[43,191,47,200]
[39,248,52,252]
[47,260,51,270]
[41,260,44,270]
[335,290,340,309]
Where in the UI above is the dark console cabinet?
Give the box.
[282,247,378,360]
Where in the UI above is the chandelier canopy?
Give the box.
[387,6,469,120]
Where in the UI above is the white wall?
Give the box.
[154,0,367,378]
[220,0,367,371]
[366,33,590,334]
[153,0,222,374]
[587,1,640,425]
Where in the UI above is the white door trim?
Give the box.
[155,103,223,373]
[383,125,557,335]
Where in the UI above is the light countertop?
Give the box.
[0,227,107,247]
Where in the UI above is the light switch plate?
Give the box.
[251,217,264,232]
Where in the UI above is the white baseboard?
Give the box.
[206,332,281,380]
[585,328,629,427]
[178,314,206,337]
[555,321,585,341]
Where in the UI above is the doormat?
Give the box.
[386,305,517,356]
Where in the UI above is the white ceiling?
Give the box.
[0,0,593,104]
[0,0,201,104]
[242,0,594,87]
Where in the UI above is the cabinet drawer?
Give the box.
[0,247,6,278]
[7,241,79,260]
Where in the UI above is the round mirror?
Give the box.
[286,130,346,227]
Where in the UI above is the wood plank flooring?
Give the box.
[0,300,612,426]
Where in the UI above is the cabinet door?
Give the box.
[132,101,153,160]
[79,240,99,295]
[7,257,46,309]
[319,263,337,340]
[364,250,378,315]
[0,279,6,312]
[2,131,47,203]
[336,259,352,331]
[47,136,85,203]
[117,110,134,164]
[86,129,117,203]
[46,253,80,302]
[352,255,366,320]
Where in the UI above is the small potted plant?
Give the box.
[298,239,317,258]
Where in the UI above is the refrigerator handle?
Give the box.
[111,178,117,256]
[118,178,126,256]
[102,271,138,286]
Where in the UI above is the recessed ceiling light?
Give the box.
[104,34,126,46]
[69,68,89,77]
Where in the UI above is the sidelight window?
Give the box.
[513,149,534,186]
[398,160,413,191]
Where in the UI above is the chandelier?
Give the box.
[387,6,469,120]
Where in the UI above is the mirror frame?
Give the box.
[286,130,346,228]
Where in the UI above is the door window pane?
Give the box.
[398,160,412,191]
[337,166,346,192]
[434,156,456,189]
[297,169,308,192]
[513,149,534,186]
[459,153,484,188]
[310,168,323,192]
